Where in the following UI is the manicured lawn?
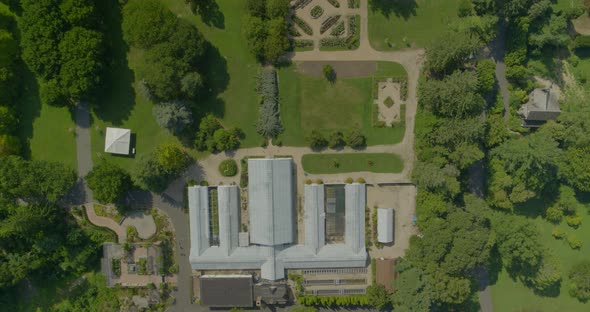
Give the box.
[91,0,261,172]
[90,49,182,169]
[16,70,77,169]
[278,62,407,146]
[2,2,77,169]
[491,201,590,312]
[302,153,404,174]
[552,0,582,12]
[89,2,183,169]
[27,102,77,168]
[368,0,462,51]
[161,0,261,147]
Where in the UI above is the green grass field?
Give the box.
[278,61,407,146]
[491,202,590,312]
[161,0,261,147]
[302,153,404,174]
[368,0,462,51]
[1,2,78,169]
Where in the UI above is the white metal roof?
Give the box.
[377,208,394,243]
[304,184,325,253]
[188,186,210,258]
[248,158,294,246]
[187,166,368,281]
[104,127,131,155]
[345,183,366,254]
[218,186,240,255]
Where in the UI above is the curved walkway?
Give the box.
[86,204,127,242]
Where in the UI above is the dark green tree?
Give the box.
[307,130,328,149]
[122,0,176,48]
[568,260,590,301]
[425,30,481,75]
[20,0,65,78]
[58,27,104,99]
[419,70,486,118]
[86,161,132,204]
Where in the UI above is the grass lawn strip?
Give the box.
[302,153,404,174]
[368,0,462,50]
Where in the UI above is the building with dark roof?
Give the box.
[518,87,560,127]
[199,275,253,307]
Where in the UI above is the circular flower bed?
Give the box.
[219,159,238,177]
[310,5,324,19]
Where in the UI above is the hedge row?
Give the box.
[327,0,340,8]
[299,295,371,307]
[330,21,345,37]
[320,15,341,34]
[293,16,313,35]
[320,15,359,50]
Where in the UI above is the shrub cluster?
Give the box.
[219,159,238,177]
[195,114,242,153]
[299,295,370,307]
[256,68,283,138]
[153,101,193,135]
[307,129,366,149]
[135,143,190,192]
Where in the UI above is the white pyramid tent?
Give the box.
[104,127,131,155]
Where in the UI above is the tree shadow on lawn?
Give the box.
[194,0,225,29]
[16,66,41,160]
[191,42,229,121]
[369,0,418,20]
[93,0,135,126]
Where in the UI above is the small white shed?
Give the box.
[104,127,131,155]
[377,208,394,243]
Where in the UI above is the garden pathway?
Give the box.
[75,102,127,242]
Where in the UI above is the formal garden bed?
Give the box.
[94,204,124,223]
[293,39,314,51]
[293,15,313,36]
[320,15,360,51]
[302,153,404,174]
[310,5,324,19]
[347,0,360,9]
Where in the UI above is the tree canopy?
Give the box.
[86,161,132,204]
[419,70,486,118]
